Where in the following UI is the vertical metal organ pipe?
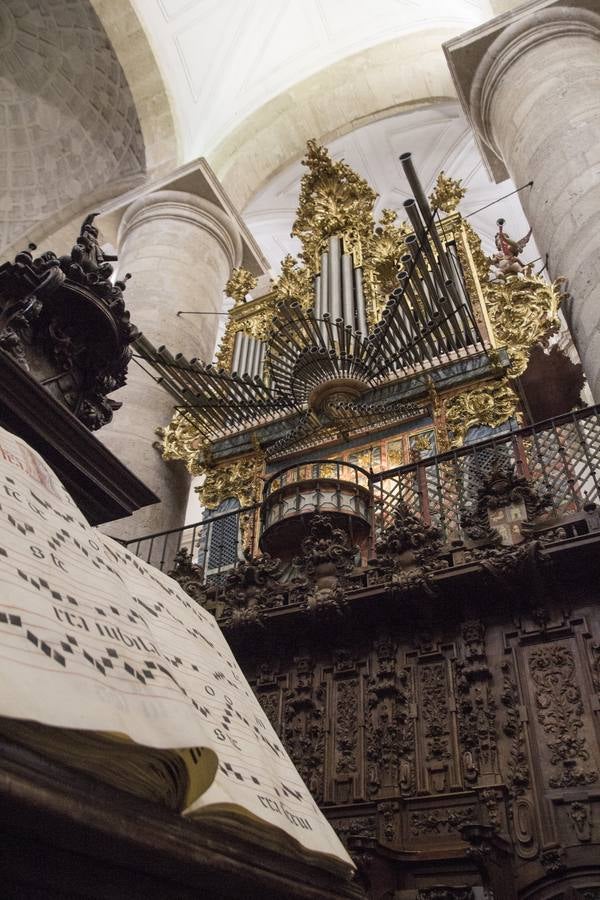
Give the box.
[328,236,342,322]
[341,253,355,328]
[355,268,368,336]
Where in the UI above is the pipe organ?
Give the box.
[135,140,582,898]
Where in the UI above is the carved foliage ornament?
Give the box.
[293,514,356,583]
[0,216,138,430]
[220,552,284,629]
[159,410,205,475]
[292,139,377,273]
[429,171,466,214]
[528,643,597,788]
[225,267,257,305]
[484,272,565,378]
[196,454,264,510]
[445,381,520,447]
[271,255,313,310]
[283,658,325,800]
[499,661,530,798]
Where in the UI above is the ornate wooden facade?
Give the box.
[168,442,600,898]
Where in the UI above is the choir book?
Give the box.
[0,426,353,875]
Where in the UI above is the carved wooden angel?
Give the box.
[490,217,533,278]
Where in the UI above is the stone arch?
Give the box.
[209,28,461,212]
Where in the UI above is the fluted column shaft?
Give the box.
[465,4,600,398]
[100,190,242,541]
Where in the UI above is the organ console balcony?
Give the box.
[260,459,371,557]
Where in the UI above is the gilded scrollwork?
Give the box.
[158,410,205,476]
[225,267,258,304]
[196,454,264,510]
[272,255,313,310]
[371,208,411,300]
[444,381,520,447]
[483,272,565,378]
[429,171,466,214]
[292,139,377,273]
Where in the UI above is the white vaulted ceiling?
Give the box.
[243,102,538,273]
[131,0,496,161]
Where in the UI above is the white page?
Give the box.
[0,426,352,867]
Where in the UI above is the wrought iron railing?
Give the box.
[120,504,259,577]
[371,405,600,541]
[122,406,600,578]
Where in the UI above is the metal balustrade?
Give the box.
[122,405,600,580]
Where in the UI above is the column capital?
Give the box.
[118,190,243,270]
[444,0,600,181]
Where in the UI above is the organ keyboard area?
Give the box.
[134,148,498,453]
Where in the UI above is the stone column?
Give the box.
[100,190,242,543]
[445,2,600,398]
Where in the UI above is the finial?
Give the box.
[429,171,466,213]
[225,267,258,305]
[271,255,313,309]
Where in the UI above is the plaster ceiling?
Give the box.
[131,0,496,160]
[243,101,539,274]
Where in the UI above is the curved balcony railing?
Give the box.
[260,458,372,553]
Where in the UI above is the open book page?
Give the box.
[0,426,352,868]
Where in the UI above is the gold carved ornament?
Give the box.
[483,273,566,378]
[158,411,206,476]
[429,171,466,214]
[444,381,521,448]
[215,276,277,371]
[371,209,411,313]
[196,455,265,511]
[272,255,313,310]
[291,139,377,273]
[225,267,258,305]
[213,267,258,371]
[441,184,564,380]
[291,139,383,324]
[196,455,265,554]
